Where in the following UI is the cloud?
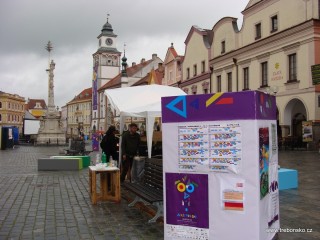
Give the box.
[0,0,247,108]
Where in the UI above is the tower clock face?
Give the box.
[106,38,113,46]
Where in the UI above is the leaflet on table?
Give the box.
[220,177,245,213]
[178,123,242,173]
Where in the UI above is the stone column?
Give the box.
[47,60,56,113]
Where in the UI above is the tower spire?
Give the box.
[121,43,128,77]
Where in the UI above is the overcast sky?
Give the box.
[0,0,248,108]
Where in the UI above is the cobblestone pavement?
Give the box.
[0,145,163,240]
[0,145,319,240]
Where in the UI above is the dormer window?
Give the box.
[35,102,42,108]
[221,41,226,54]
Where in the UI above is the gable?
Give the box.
[244,0,263,11]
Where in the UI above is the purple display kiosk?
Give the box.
[161,91,279,240]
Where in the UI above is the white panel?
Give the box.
[24,120,40,135]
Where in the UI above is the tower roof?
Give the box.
[98,18,117,38]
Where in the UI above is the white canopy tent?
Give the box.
[105,84,186,158]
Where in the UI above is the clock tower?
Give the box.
[92,15,121,133]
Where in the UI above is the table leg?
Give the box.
[91,171,97,204]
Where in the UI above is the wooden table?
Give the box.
[89,166,121,204]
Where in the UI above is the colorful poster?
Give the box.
[92,62,98,111]
[302,121,313,142]
[271,124,277,156]
[259,127,269,199]
[178,123,242,173]
[268,165,279,228]
[221,178,245,212]
[178,125,209,172]
[166,173,209,231]
[209,123,242,173]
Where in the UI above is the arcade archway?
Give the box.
[282,98,308,149]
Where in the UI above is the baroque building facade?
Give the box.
[67,88,92,139]
[209,0,320,149]
[0,91,25,133]
[180,26,212,94]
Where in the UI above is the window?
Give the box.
[187,68,190,79]
[288,53,297,82]
[201,61,205,73]
[221,41,226,54]
[243,67,249,90]
[193,64,197,76]
[0,102,2,108]
[255,23,262,40]
[261,62,268,87]
[0,114,1,122]
[191,85,197,95]
[271,15,278,32]
[217,75,221,92]
[227,72,232,92]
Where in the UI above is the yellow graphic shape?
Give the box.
[206,92,224,107]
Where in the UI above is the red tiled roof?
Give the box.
[68,87,92,104]
[132,68,164,86]
[99,59,153,90]
[26,99,47,110]
[169,47,178,58]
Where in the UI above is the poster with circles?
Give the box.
[165,172,209,239]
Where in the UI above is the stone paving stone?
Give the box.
[1,146,319,239]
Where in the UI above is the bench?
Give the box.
[65,140,92,156]
[122,158,163,223]
[38,157,83,171]
[50,155,91,168]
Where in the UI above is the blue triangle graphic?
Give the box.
[166,96,187,118]
[190,98,199,109]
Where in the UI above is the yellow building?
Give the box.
[209,0,320,149]
[25,98,47,118]
[66,88,92,139]
[0,91,25,133]
[180,26,212,94]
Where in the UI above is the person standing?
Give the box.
[100,126,118,163]
[121,123,140,183]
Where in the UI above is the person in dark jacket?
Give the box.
[100,125,118,162]
[120,123,140,183]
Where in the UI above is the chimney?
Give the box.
[158,63,164,72]
[132,62,136,66]
[152,53,157,60]
[141,58,145,63]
